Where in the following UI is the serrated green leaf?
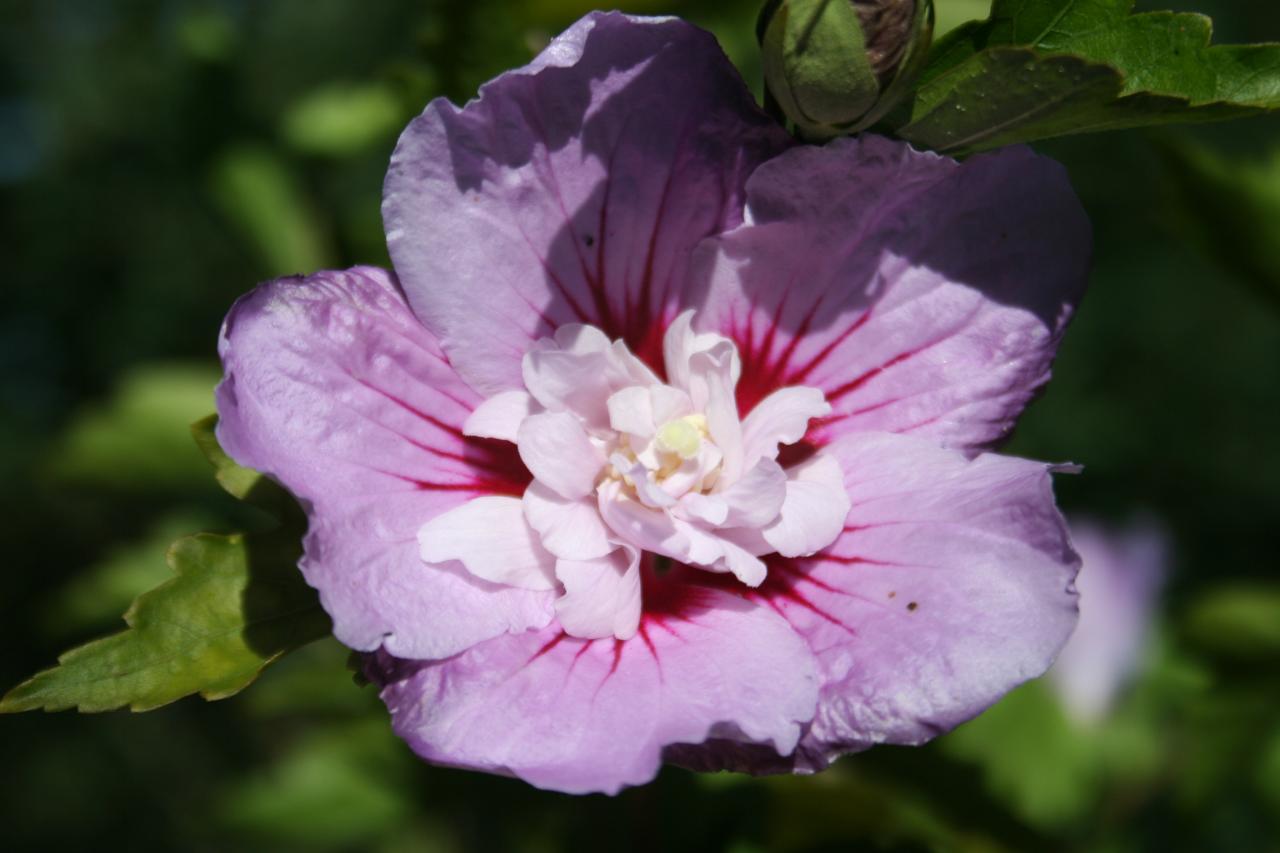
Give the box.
[0,531,328,713]
[936,0,992,38]
[191,414,298,519]
[893,0,1280,152]
[40,512,214,637]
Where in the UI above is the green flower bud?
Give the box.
[758,0,934,139]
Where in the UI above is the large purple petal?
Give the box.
[806,432,1076,765]
[696,135,1090,453]
[383,12,791,392]
[215,267,553,659]
[371,584,819,794]
[692,432,1078,773]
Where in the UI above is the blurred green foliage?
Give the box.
[1,0,1278,850]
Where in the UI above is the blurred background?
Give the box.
[1,1,1278,850]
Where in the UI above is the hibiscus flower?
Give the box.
[215,12,1090,793]
[1049,517,1168,724]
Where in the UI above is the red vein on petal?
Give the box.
[825,349,919,404]
[754,558,858,635]
[527,632,568,666]
[608,638,625,675]
[570,641,593,673]
[638,625,663,680]
[787,308,874,386]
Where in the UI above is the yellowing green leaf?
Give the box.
[191,414,298,519]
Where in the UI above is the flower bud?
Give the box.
[758,0,934,139]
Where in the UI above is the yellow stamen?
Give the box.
[655,418,702,460]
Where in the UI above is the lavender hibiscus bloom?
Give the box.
[214,12,1090,793]
[1049,518,1168,724]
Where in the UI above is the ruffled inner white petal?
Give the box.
[417,314,845,640]
[523,480,614,560]
[463,390,539,442]
[554,546,641,640]
[517,411,603,499]
[419,496,558,591]
[763,454,851,557]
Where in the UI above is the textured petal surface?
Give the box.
[418,496,557,591]
[751,431,1079,770]
[761,453,850,557]
[523,481,614,560]
[554,546,642,640]
[384,12,790,392]
[697,135,1090,452]
[740,386,830,470]
[517,411,603,499]
[215,267,553,659]
[375,584,818,793]
[463,390,537,441]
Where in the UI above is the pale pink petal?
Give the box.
[663,309,742,395]
[596,479,686,554]
[606,385,656,440]
[648,384,695,426]
[215,267,553,659]
[666,517,768,587]
[462,390,537,442]
[717,457,788,528]
[374,584,818,793]
[696,135,1089,452]
[552,323,613,354]
[688,344,743,482]
[678,492,729,526]
[554,546,642,640]
[655,456,715,506]
[516,411,603,499]
[522,480,614,560]
[384,13,790,393]
[522,348,616,430]
[419,496,557,591]
[762,453,850,557]
[632,469,679,509]
[741,386,831,469]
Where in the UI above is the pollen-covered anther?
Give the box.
[655,415,705,461]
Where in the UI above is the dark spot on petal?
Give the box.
[887,591,896,599]
[652,555,674,576]
[907,601,918,612]
[583,234,595,247]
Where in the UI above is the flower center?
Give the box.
[437,310,850,641]
[655,415,705,461]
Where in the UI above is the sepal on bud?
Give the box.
[758,0,933,139]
